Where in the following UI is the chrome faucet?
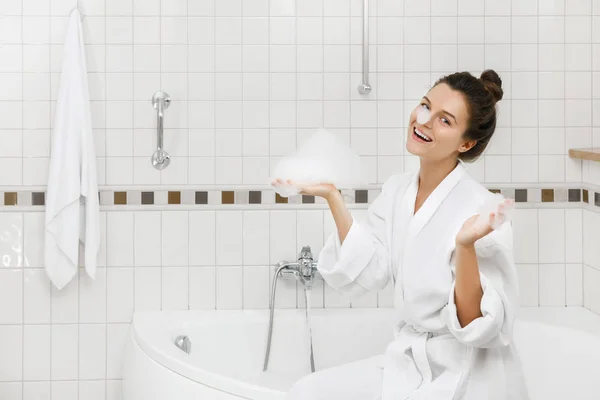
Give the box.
[277,246,320,288]
[263,246,321,373]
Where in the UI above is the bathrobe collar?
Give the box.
[407,161,467,240]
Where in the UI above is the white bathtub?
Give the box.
[122,307,600,400]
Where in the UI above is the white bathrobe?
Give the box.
[287,162,529,400]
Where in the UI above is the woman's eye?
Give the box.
[420,103,430,110]
[441,117,450,125]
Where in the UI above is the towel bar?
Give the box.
[151,90,171,170]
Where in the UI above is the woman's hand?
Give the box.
[455,198,513,246]
[272,179,339,201]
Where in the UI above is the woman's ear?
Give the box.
[458,140,477,153]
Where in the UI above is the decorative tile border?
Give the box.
[0,187,596,207]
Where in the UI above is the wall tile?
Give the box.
[79,324,106,379]
[79,268,106,323]
[216,266,243,309]
[216,211,243,265]
[51,324,78,380]
[566,263,584,306]
[107,212,134,267]
[539,264,566,306]
[189,267,216,309]
[584,265,600,314]
[23,325,51,381]
[0,326,23,382]
[538,210,565,263]
[517,264,539,307]
[107,268,134,322]
[23,382,50,400]
[162,211,189,267]
[243,265,270,309]
[134,267,161,311]
[162,267,189,310]
[0,269,23,324]
[24,269,51,324]
[513,210,538,264]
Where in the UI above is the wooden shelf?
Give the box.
[569,148,600,162]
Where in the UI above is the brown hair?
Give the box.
[434,70,503,162]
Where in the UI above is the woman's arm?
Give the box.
[454,243,484,327]
[325,190,353,244]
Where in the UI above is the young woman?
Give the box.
[277,70,529,399]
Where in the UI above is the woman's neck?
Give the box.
[417,156,459,195]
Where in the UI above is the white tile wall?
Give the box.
[0,0,596,186]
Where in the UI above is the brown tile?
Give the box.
[489,189,501,194]
[541,189,554,202]
[355,190,368,204]
[249,191,262,204]
[4,192,17,206]
[583,189,589,203]
[114,192,127,205]
[568,189,581,202]
[302,195,315,204]
[32,192,45,206]
[222,191,234,204]
[275,194,288,204]
[514,189,527,203]
[195,191,208,204]
[141,192,154,205]
[168,191,181,204]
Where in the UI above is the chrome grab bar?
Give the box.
[151,90,171,170]
[357,0,371,95]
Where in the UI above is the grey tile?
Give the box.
[302,195,315,204]
[141,192,154,205]
[514,189,527,203]
[249,191,262,204]
[355,190,368,204]
[596,192,600,207]
[195,191,208,204]
[31,192,45,206]
[568,189,581,202]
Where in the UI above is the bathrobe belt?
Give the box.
[399,324,433,385]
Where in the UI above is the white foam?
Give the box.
[475,193,515,230]
[417,107,430,125]
[269,129,366,197]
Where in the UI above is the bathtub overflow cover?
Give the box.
[174,335,192,355]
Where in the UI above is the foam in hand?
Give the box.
[269,129,366,197]
[475,193,515,230]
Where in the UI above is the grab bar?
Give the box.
[357,0,371,95]
[151,90,171,170]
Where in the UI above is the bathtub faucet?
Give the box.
[277,246,320,289]
[264,245,320,373]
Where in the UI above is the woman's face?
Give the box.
[406,83,475,162]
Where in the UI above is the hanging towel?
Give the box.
[44,8,100,290]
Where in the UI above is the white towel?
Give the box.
[44,8,100,290]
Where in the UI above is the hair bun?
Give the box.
[480,69,503,103]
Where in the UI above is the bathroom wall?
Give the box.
[0,0,599,399]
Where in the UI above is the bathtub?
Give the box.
[122,307,600,400]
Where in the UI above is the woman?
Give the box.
[278,70,529,399]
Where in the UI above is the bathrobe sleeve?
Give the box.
[317,175,402,299]
[444,222,519,349]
